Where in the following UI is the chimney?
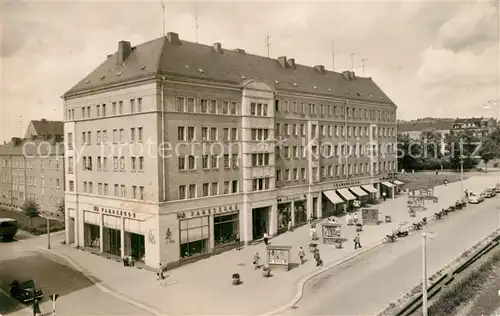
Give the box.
[117,41,132,65]
[41,118,47,122]
[342,71,351,80]
[287,58,296,69]
[234,48,246,54]
[277,56,288,68]
[349,71,356,80]
[213,42,223,54]
[12,137,21,146]
[315,65,325,73]
[166,32,181,45]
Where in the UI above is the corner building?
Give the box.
[63,32,398,269]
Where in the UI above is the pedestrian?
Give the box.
[157,262,165,280]
[253,252,260,269]
[235,233,241,250]
[314,249,323,267]
[34,299,42,316]
[263,232,269,245]
[288,219,293,232]
[353,212,358,224]
[354,233,362,249]
[342,203,347,213]
[383,191,387,201]
[298,247,306,264]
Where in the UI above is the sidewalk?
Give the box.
[41,174,499,315]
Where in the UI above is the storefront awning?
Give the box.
[393,180,404,186]
[381,181,394,188]
[337,188,356,201]
[350,186,368,197]
[324,190,344,204]
[361,185,378,194]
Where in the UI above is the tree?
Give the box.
[56,199,65,217]
[22,199,40,228]
[447,130,481,171]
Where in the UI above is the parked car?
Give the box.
[9,280,43,303]
[0,218,18,241]
[496,184,500,193]
[468,193,484,204]
[484,188,497,198]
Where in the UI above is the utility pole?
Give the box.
[361,57,367,77]
[422,232,428,316]
[265,31,271,58]
[161,0,166,36]
[195,3,199,43]
[349,53,355,71]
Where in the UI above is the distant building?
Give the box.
[0,122,65,217]
[24,119,64,140]
[397,119,454,140]
[451,117,496,137]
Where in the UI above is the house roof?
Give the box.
[64,34,395,106]
[29,120,64,137]
[0,139,64,156]
[397,120,454,133]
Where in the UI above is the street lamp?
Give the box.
[39,214,54,250]
[422,232,428,316]
[460,158,464,198]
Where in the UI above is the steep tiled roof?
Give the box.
[397,120,454,133]
[65,35,395,106]
[0,139,64,156]
[453,117,492,125]
[29,120,64,137]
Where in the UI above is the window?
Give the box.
[188,156,196,170]
[130,99,136,113]
[179,185,186,199]
[112,102,117,115]
[103,157,108,171]
[120,157,125,170]
[251,177,270,191]
[201,127,208,141]
[177,97,185,112]
[223,128,229,141]
[230,102,237,115]
[211,182,218,196]
[211,156,218,168]
[222,101,229,114]
[131,157,137,171]
[178,126,185,141]
[97,156,102,170]
[231,154,238,167]
[202,183,209,196]
[178,156,186,170]
[223,155,230,168]
[232,180,238,193]
[210,100,217,114]
[231,128,238,141]
[120,185,126,198]
[180,216,210,258]
[102,104,107,116]
[131,128,136,142]
[138,127,143,142]
[113,129,118,143]
[119,129,124,143]
[188,184,196,198]
[68,158,73,174]
[69,180,74,192]
[201,155,208,169]
[132,186,137,199]
[139,157,144,171]
[210,128,217,141]
[137,98,143,112]
[201,99,208,113]
[67,133,73,150]
[96,131,101,144]
[113,157,118,170]
[187,126,195,141]
[139,186,144,200]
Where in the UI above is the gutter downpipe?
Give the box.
[161,76,167,201]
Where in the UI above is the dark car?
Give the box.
[9,280,43,303]
[0,218,18,241]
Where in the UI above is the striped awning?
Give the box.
[350,186,368,197]
[324,190,344,204]
[361,185,378,193]
[337,188,356,201]
[381,181,394,188]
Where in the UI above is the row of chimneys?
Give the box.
[116,32,356,80]
[9,135,63,147]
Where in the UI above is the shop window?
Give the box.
[180,216,210,258]
[277,204,292,234]
[214,213,239,246]
[84,223,100,248]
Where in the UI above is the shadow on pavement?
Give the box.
[0,254,100,315]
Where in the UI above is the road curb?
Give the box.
[262,240,384,316]
[36,247,164,316]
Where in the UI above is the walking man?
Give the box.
[263,232,269,246]
[235,233,241,250]
[314,248,323,267]
[354,233,362,249]
[298,247,306,265]
[157,262,165,280]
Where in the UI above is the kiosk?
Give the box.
[321,223,347,248]
[266,245,292,271]
[361,208,380,225]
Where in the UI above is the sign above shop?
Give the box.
[333,180,361,189]
[278,195,307,203]
[176,204,240,220]
[93,206,137,219]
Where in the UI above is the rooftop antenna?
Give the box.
[161,0,166,36]
[361,57,367,77]
[265,31,271,58]
[195,3,199,43]
[349,53,355,71]
[332,40,337,71]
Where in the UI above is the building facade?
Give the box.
[451,117,497,137]
[63,33,398,268]
[0,132,65,217]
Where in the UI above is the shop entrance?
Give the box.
[103,227,121,256]
[84,223,100,249]
[130,233,145,262]
[277,203,291,234]
[252,207,269,240]
[294,201,307,226]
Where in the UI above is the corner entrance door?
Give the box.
[252,207,269,240]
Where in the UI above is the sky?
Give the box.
[0,0,499,143]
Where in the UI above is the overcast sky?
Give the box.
[1,0,499,143]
